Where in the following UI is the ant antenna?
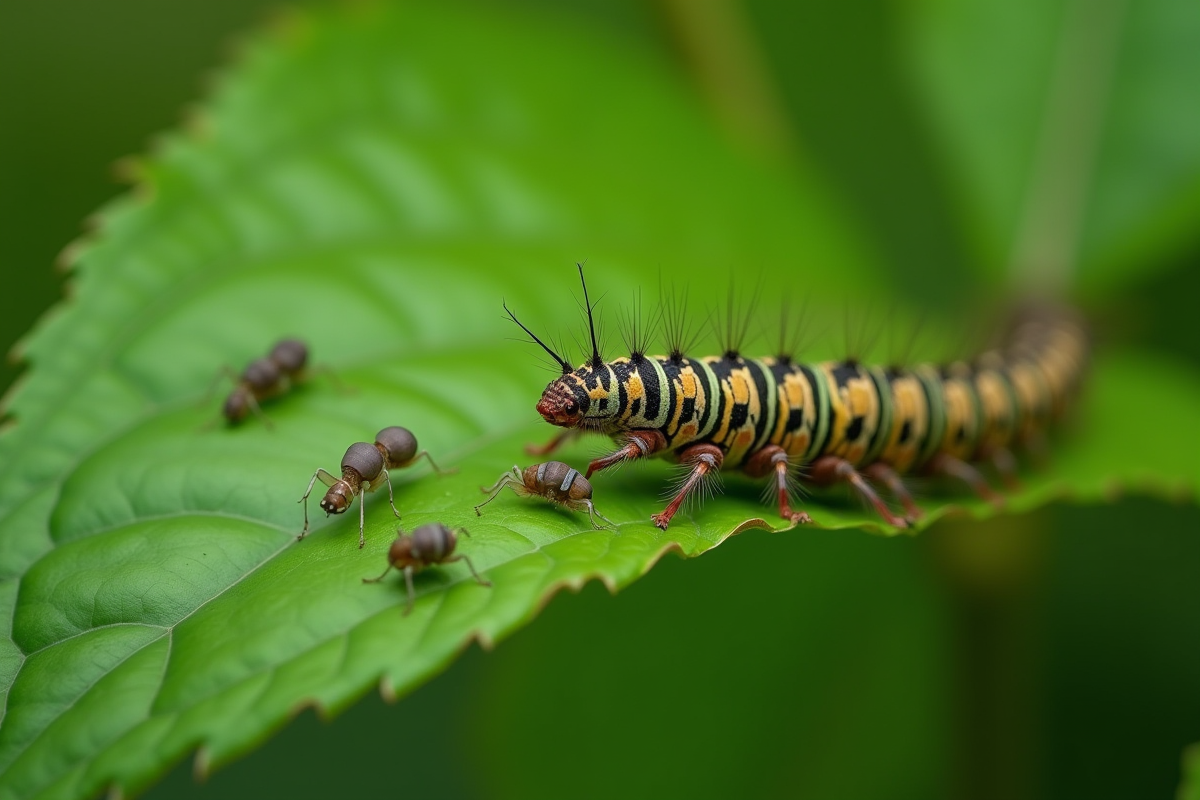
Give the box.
[504,301,573,375]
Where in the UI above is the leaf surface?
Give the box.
[898,0,1200,288]
[0,5,1197,800]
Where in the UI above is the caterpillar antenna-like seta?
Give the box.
[504,300,573,375]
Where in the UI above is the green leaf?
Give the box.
[0,4,1197,800]
[898,0,1200,289]
[1182,742,1200,800]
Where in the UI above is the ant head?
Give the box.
[320,483,353,516]
[222,390,250,422]
[386,532,415,569]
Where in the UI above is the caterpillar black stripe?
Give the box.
[507,265,1088,530]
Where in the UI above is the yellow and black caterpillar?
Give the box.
[508,266,1088,530]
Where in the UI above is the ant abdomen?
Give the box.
[375,426,419,468]
[405,521,457,564]
[525,461,594,502]
[269,339,309,375]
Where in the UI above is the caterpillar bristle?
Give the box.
[617,288,662,364]
[886,309,929,370]
[575,261,605,369]
[660,278,702,363]
[710,273,762,360]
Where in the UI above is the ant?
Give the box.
[363,523,491,616]
[220,339,310,426]
[475,461,616,529]
[299,426,451,548]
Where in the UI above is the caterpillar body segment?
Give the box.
[513,267,1088,530]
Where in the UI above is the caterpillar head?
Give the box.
[510,262,614,430]
[537,364,620,430]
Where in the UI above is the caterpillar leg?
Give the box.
[526,429,582,457]
[928,453,1004,507]
[989,448,1021,490]
[585,430,667,478]
[808,456,909,528]
[651,444,724,530]
[862,462,923,522]
[743,445,812,525]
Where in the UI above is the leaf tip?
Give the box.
[473,629,497,652]
[378,675,397,704]
[193,745,213,783]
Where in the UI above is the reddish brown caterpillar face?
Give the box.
[536,377,588,427]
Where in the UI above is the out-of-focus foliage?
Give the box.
[0,1,1197,799]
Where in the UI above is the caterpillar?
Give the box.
[506,265,1088,530]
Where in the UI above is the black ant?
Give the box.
[220,339,310,426]
[363,523,491,615]
[299,426,451,548]
[475,461,615,529]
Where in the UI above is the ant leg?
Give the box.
[928,453,1004,508]
[243,392,274,430]
[308,364,354,394]
[446,554,492,588]
[298,469,338,539]
[526,429,581,457]
[744,445,811,525]
[862,462,923,522]
[582,499,617,530]
[358,490,367,549]
[402,567,417,616]
[475,469,523,516]
[651,444,724,530]
[200,365,239,407]
[809,456,909,528]
[586,430,667,478]
[565,499,616,529]
[413,450,456,475]
[380,468,402,520]
[362,563,394,583]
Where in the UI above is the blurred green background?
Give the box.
[1,1,1197,798]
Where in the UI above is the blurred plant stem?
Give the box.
[655,0,795,163]
[1009,0,1127,294]
[929,512,1049,800]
